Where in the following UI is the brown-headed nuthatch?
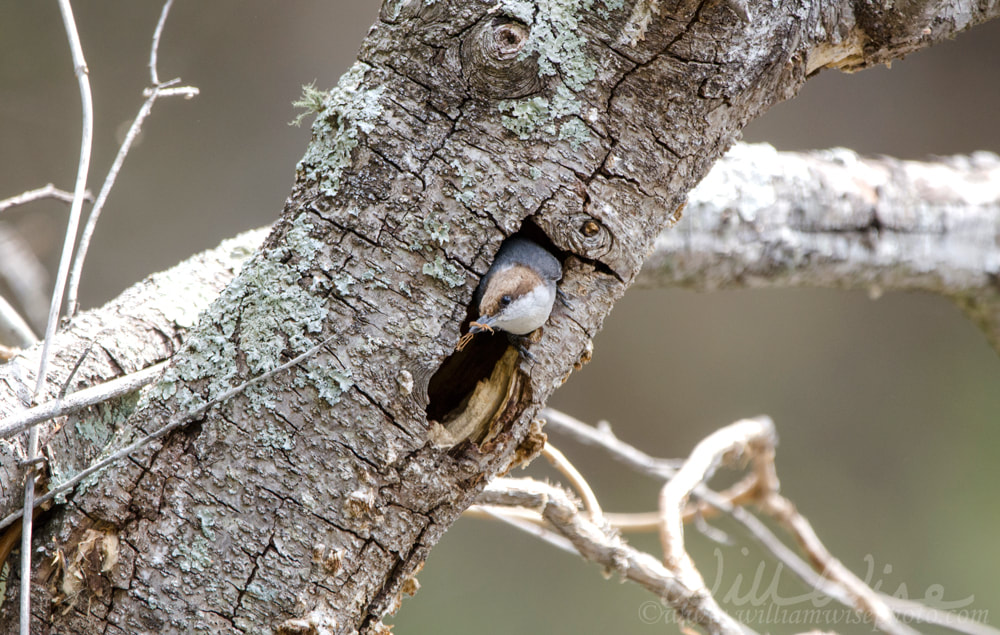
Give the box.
[463,237,562,355]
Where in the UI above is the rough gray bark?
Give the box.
[0,0,998,633]
[0,233,263,521]
[645,144,1000,349]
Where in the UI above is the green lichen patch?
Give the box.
[296,62,386,199]
[284,214,326,272]
[423,212,451,246]
[255,419,295,454]
[172,535,211,573]
[49,390,145,500]
[557,116,592,149]
[303,365,354,407]
[74,391,141,449]
[149,216,352,414]
[450,159,477,189]
[289,81,328,127]
[422,255,467,289]
[498,95,550,139]
[498,84,591,148]
[333,273,356,297]
[495,0,622,147]
[196,508,217,541]
[150,229,266,330]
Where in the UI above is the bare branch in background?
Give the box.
[0,184,87,214]
[752,447,916,635]
[477,477,751,635]
[471,410,999,635]
[20,0,95,627]
[540,442,604,522]
[0,296,36,350]
[65,0,199,317]
[642,143,1000,350]
[0,226,50,331]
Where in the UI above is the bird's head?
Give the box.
[470,264,555,336]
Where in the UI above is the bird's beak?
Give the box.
[468,315,496,334]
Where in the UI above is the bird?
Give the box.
[458,236,562,356]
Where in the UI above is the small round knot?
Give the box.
[580,220,601,237]
[494,21,530,57]
[533,211,613,261]
[462,17,541,99]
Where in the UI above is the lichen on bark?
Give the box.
[0,0,996,632]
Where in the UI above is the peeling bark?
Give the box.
[0,0,998,632]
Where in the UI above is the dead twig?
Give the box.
[0,184,90,214]
[657,418,776,608]
[751,444,919,635]
[65,0,199,317]
[540,442,603,522]
[0,361,168,440]
[22,1,94,629]
[486,409,996,635]
[477,477,750,635]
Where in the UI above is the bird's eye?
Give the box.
[500,295,512,307]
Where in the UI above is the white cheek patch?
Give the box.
[491,285,556,335]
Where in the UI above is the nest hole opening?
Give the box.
[425,221,558,428]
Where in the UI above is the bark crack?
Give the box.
[350,385,416,440]
[233,531,276,620]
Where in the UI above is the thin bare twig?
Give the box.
[540,408,682,478]
[148,0,172,86]
[478,473,1000,635]
[65,0,199,317]
[657,418,776,608]
[22,1,94,629]
[144,85,198,99]
[36,0,93,396]
[0,362,167,440]
[540,442,603,522]
[478,478,751,635]
[707,496,999,635]
[654,418,913,635]
[466,505,579,554]
[751,448,920,635]
[0,296,37,348]
[0,184,87,214]
[541,410,998,635]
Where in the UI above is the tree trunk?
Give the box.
[0,0,997,632]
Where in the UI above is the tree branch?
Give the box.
[640,143,1000,351]
[478,478,750,635]
[4,136,998,629]
[3,0,998,626]
[533,409,996,635]
[0,184,86,214]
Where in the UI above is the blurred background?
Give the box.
[1,2,998,633]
